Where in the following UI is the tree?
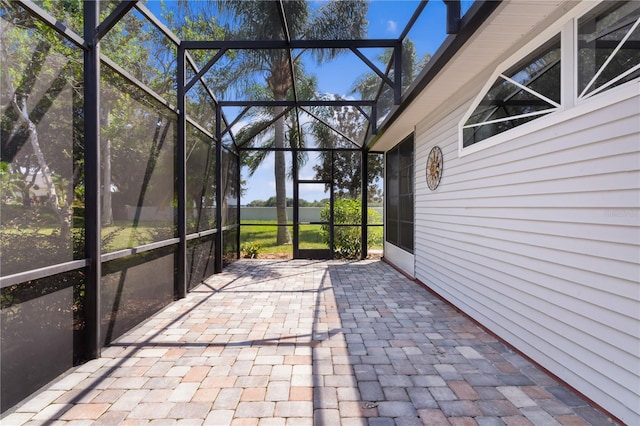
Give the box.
[196,0,369,245]
[311,39,427,202]
[1,0,83,239]
[310,98,383,200]
[98,4,228,232]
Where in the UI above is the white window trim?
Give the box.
[459,1,639,157]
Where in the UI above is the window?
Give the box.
[460,1,640,151]
[386,134,414,253]
[578,1,640,100]
[462,35,561,147]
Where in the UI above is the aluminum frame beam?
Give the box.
[182,39,399,50]
[219,100,375,107]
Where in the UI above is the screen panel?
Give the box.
[101,246,176,345]
[1,269,85,411]
[1,5,85,275]
[100,67,177,253]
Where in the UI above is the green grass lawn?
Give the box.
[240,220,383,257]
[3,218,381,258]
[101,223,174,252]
[1,222,174,253]
[240,221,327,255]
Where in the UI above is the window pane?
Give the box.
[578,1,640,97]
[400,194,414,223]
[400,166,414,195]
[299,224,329,250]
[387,196,399,221]
[400,138,414,167]
[386,148,399,208]
[187,79,217,132]
[504,36,561,103]
[387,219,398,245]
[400,222,414,252]
[463,115,548,147]
[299,182,329,220]
[385,135,413,253]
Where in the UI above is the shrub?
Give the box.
[241,241,261,259]
[320,198,381,259]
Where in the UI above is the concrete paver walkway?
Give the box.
[3,260,614,425]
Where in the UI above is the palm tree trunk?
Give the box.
[273,103,291,245]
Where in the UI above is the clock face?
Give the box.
[426,146,443,190]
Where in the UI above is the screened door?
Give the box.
[293,181,332,259]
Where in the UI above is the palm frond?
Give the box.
[235,116,276,148]
[306,0,369,62]
[242,143,274,176]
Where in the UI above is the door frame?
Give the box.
[293,151,333,259]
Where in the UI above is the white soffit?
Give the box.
[371,0,580,151]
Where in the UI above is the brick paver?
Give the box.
[2,260,616,425]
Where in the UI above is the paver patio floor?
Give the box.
[3,259,615,426]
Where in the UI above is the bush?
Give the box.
[320,198,381,259]
[241,241,261,259]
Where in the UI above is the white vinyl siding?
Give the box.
[414,87,640,425]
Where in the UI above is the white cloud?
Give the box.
[386,20,398,34]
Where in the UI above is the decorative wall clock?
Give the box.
[426,146,443,190]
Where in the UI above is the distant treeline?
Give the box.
[246,197,328,207]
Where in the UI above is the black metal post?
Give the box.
[236,151,241,260]
[371,105,378,135]
[292,147,299,258]
[394,41,402,105]
[445,0,462,34]
[329,151,334,259]
[215,107,223,273]
[361,149,368,260]
[84,0,101,358]
[177,45,187,298]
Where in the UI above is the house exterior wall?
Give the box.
[383,241,415,277]
[412,79,639,424]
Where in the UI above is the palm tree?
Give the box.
[308,39,426,207]
[212,0,369,245]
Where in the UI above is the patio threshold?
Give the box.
[3,259,614,425]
